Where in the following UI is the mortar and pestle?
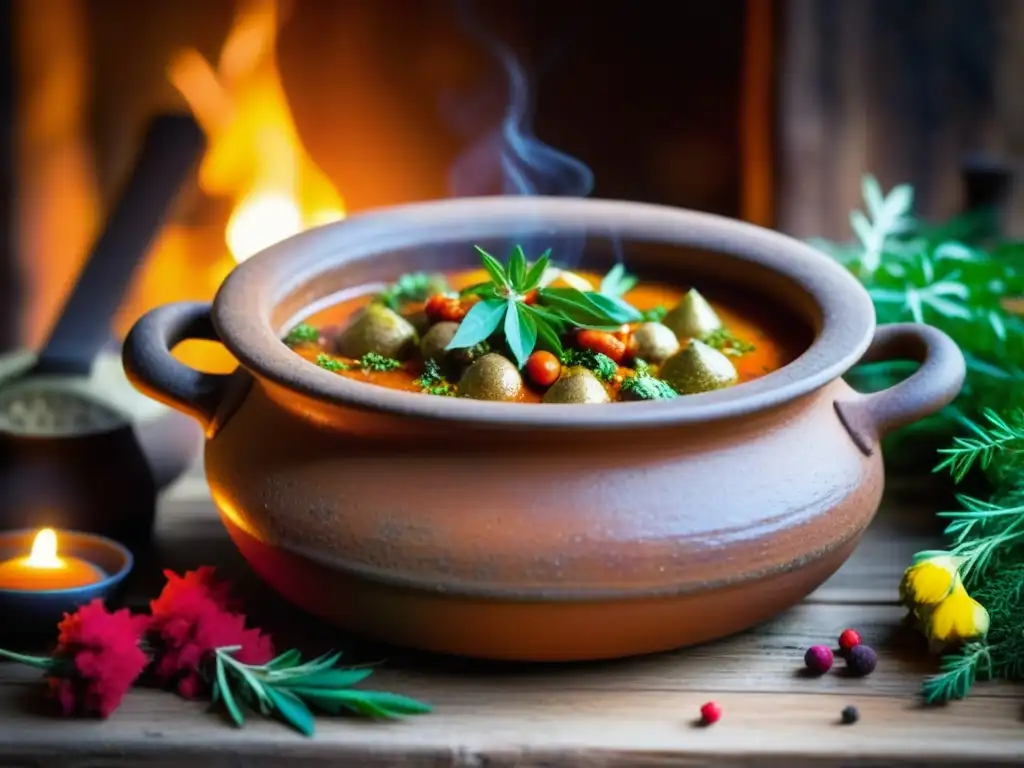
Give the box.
[0,113,207,547]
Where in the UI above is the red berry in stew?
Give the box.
[803,645,834,675]
[525,351,562,388]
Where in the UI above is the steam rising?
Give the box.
[447,6,594,198]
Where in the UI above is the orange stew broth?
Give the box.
[291,268,801,402]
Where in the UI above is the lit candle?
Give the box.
[0,529,106,590]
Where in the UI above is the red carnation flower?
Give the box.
[47,599,149,718]
[148,568,274,698]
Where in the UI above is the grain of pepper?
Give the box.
[840,705,859,725]
[844,644,877,677]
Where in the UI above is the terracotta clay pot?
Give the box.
[122,198,965,661]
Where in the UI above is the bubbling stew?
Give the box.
[282,245,803,404]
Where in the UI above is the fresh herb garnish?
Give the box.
[812,174,1024,704]
[315,353,348,372]
[447,245,642,367]
[376,272,449,311]
[314,353,402,373]
[702,328,756,357]
[357,352,403,372]
[414,359,455,396]
[560,348,617,381]
[284,324,319,347]
[599,263,639,298]
[641,305,668,323]
[212,646,431,736]
[620,363,678,401]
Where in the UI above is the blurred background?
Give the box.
[2,0,1020,357]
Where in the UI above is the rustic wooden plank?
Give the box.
[3,466,1019,765]
[0,682,1019,767]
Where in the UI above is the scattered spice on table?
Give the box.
[813,176,1024,703]
[837,628,862,654]
[0,567,431,736]
[844,645,878,677]
[699,701,722,725]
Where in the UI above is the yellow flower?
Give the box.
[900,554,962,608]
[923,583,990,647]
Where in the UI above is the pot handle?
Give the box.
[122,301,233,436]
[834,323,966,455]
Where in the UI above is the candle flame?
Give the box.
[27,528,63,569]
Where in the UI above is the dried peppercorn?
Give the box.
[803,645,834,675]
[840,705,859,724]
[844,644,877,677]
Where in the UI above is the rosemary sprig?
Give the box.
[921,641,992,704]
[211,647,431,737]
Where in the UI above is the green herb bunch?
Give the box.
[814,175,1024,703]
[812,176,1024,449]
[212,647,430,736]
[447,246,641,366]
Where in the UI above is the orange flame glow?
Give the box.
[168,0,344,262]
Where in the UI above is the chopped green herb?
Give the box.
[702,328,756,357]
[620,369,678,401]
[356,353,403,372]
[414,359,455,396]
[641,305,668,323]
[315,354,349,372]
[284,323,320,347]
[560,348,617,381]
[376,272,449,311]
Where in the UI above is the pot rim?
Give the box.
[212,196,875,429]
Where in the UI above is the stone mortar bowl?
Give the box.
[121,197,966,662]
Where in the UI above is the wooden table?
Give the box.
[0,466,1020,767]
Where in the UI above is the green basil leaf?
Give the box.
[460,282,499,299]
[585,292,642,322]
[445,299,507,350]
[599,264,638,297]
[521,303,568,333]
[539,287,641,325]
[526,310,564,356]
[275,668,374,689]
[265,685,317,737]
[523,249,552,291]
[507,245,528,290]
[474,246,511,288]
[504,303,537,367]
